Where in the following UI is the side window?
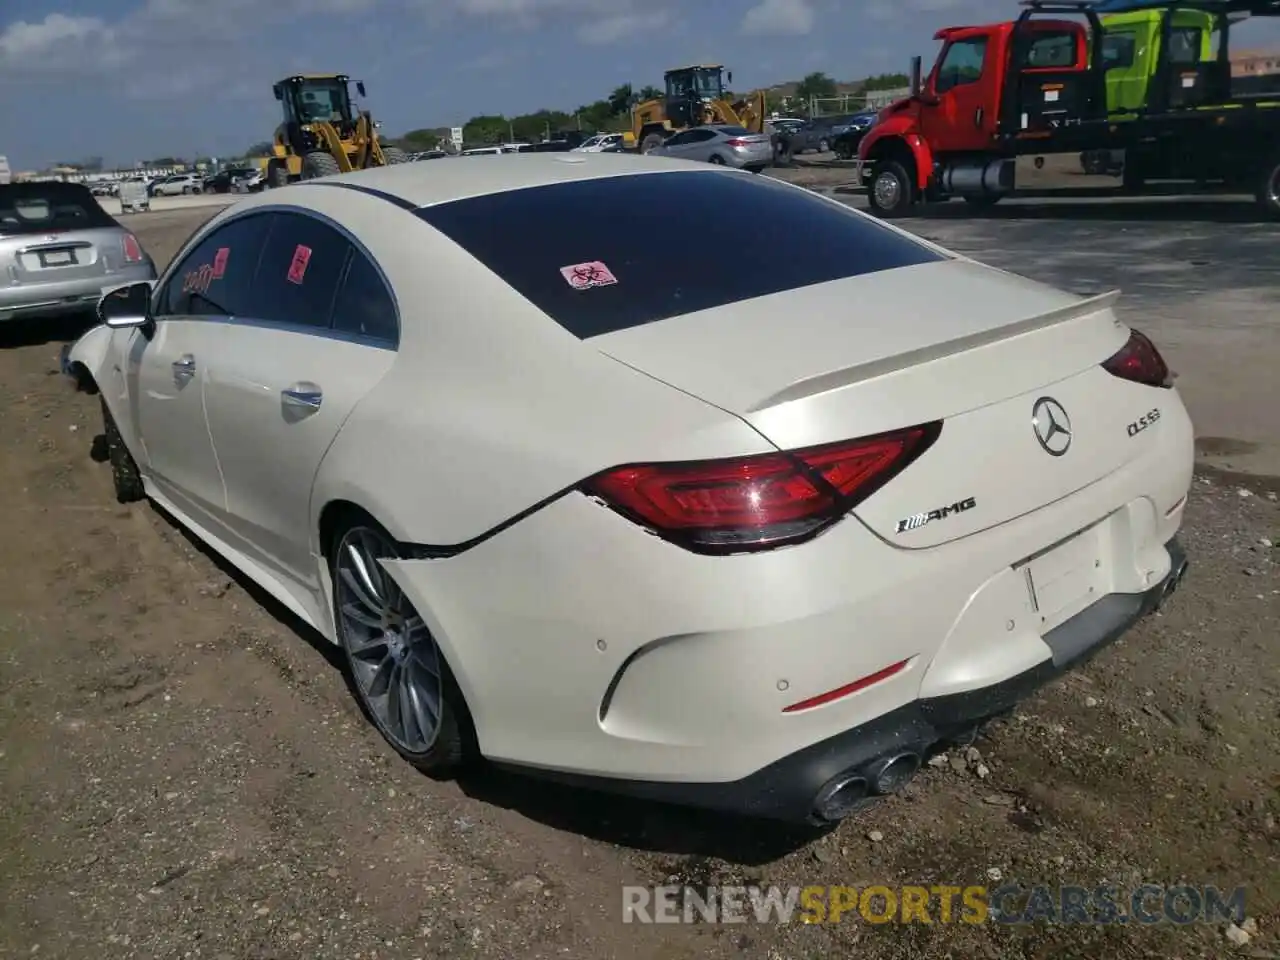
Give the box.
[936,38,988,93]
[331,250,398,346]
[693,129,718,141]
[155,213,272,318]
[248,212,350,329]
[1102,32,1137,70]
[665,131,691,146]
[1169,28,1201,65]
[1025,33,1077,69]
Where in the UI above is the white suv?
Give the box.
[153,174,203,196]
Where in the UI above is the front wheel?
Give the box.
[640,132,665,154]
[301,151,342,180]
[818,138,830,154]
[866,160,916,218]
[268,161,290,189]
[331,520,470,774]
[381,145,409,165]
[101,396,145,504]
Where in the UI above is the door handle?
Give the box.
[281,383,323,413]
[975,106,984,127]
[172,354,195,383]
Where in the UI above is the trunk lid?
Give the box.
[593,258,1136,548]
[2,228,121,284]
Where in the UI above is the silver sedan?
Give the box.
[648,125,773,171]
[1,181,156,323]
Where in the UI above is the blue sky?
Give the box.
[2,0,1279,170]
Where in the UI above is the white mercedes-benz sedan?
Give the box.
[66,154,1193,825]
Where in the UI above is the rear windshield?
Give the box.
[0,183,115,234]
[417,170,945,338]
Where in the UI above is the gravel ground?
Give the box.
[0,200,1276,960]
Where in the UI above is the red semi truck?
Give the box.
[855,7,1108,217]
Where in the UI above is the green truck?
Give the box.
[1080,7,1216,172]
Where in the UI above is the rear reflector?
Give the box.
[121,233,143,263]
[1102,329,1171,388]
[782,658,911,713]
[581,423,940,554]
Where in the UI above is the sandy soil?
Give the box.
[0,204,1276,960]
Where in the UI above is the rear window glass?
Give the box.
[0,183,115,234]
[417,171,945,339]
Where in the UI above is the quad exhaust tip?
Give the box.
[812,751,923,823]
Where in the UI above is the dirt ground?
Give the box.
[0,203,1277,960]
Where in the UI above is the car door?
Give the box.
[201,211,398,590]
[679,129,720,162]
[653,130,692,156]
[920,33,994,153]
[122,216,271,526]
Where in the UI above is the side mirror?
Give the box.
[273,85,283,101]
[357,81,367,98]
[727,71,733,84]
[97,281,153,330]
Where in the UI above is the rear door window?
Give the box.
[0,183,116,235]
[417,170,945,339]
[247,212,349,329]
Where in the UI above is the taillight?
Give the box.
[121,233,144,263]
[1102,329,1171,388]
[725,138,751,147]
[581,424,940,554]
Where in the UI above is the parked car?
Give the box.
[830,112,880,160]
[66,154,1192,825]
[0,181,156,323]
[516,141,574,153]
[790,113,877,155]
[647,125,773,171]
[236,170,266,193]
[153,174,203,196]
[203,168,256,194]
[572,134,626,153]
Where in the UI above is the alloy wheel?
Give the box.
[334,525,443,755]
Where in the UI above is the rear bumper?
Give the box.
[499,538,1188,823]
[0,264,156,322]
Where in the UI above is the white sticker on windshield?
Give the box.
[560,261,617,290]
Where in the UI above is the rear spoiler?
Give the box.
[749,289,1122,412]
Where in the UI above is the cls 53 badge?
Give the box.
[1126,408,1161,438]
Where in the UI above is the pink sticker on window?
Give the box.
[212,247,229,279]
[560,261,617,290]
[287,244,312,285]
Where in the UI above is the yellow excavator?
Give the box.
[266,74,408,188]
[631,65,768,153]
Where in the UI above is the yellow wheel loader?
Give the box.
[266,74,409,187]
[630,65,768,154]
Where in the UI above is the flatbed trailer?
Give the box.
[855,0,1280,217]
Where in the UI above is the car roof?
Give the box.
[249,152,721,209]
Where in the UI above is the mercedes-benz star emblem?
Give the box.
[1032,397,1072,456]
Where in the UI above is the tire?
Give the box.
[301,151,342,180]
[866,159,916,218]
[182,185,192,195]
[818,138,830,154]
[330,517,470,774]
[268,161,290,189]
[640,132,665,154]
[101,396,145,504]
[708,154,725,165]
[381,146,409,165]
[1254,156,1280,219]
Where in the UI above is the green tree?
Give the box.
[607,83,636,116]
[245,142,274,157]
[862,72,910,92]
[462,114,509,145]
[637,85,663,102]
[794,71,837,109]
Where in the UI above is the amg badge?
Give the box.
[895,497,977,535]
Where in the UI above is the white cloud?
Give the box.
[741,0,814,36]
[0,14,119,69]
[577,10,669,44]
[440,0,668,45]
